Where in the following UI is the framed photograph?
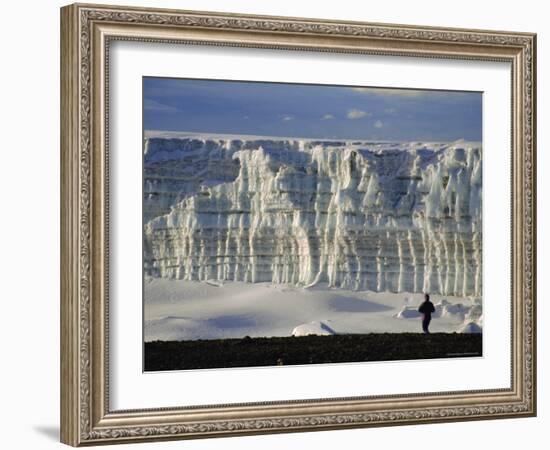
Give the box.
[60,3,536,446]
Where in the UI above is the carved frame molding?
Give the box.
[61,3,536,446]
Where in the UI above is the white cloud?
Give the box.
[374,120,384,128]
[384,108,397,115]
[281,115,294,122]
[347,109,371,119]
[144,98,180,113]
[350,87,425,98]
[322,114,335,120]
[350,87,474,101]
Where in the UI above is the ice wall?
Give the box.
[144,136,482,296]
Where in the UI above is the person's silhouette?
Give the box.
[418,293,436,334]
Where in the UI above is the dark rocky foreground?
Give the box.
[144,333,482,371]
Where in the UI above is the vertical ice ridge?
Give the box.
[143,137,482,296]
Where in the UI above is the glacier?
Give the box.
[143,133,482,297]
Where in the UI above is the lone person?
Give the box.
[418,293,436,334]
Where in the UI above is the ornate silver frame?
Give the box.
[60,3,536,446]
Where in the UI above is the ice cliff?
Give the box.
[144,135,482,296]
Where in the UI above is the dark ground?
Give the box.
[144,333,482,371]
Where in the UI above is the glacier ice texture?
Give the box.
[144,134,482,297]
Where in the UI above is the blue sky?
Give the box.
[143,77,482,141]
